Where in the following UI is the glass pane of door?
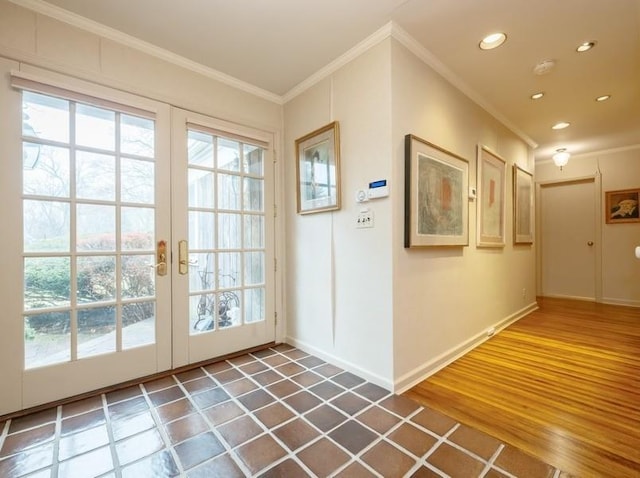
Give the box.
[186,130,266,335]
[22,91,158,369]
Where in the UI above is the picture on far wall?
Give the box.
[513,165,534,244]
[295,121,341,214]
[477,145,506,247]
[404,134,469,247]
[605,188,640,224]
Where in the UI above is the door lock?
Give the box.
[152,240,168,276]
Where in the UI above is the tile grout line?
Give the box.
[102,388,124,478]
[170,368,254,477]
[140,377,189,477]
[50,405,63,477]
[0,419,8,459]
[222,350,384,477]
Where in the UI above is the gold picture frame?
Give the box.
[605,188,640,224]
[295,122,341,214]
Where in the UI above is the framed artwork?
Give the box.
[295,121,341,214]
[404,134,469,247]
[477,146,506,247]
[513,165,534,244]
[605,188,640,224]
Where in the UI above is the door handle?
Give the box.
[153,240,168,276]
[178,240,189,275]
[587,241,594,246]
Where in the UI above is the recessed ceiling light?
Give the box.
[576,41,596,52]
[552,122,571,130]
[479,32,507,50]
[595,94,611,102]
[531,92,545,100]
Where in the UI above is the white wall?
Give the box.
[390,40,537,390]
[283,40,395,388]
[536,147,640,306]
[0,1,282,131]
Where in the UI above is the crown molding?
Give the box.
[282,22,394,103]
[389,22,538,150]
[8,0,283,104]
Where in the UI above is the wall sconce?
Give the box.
[552,148,570,170]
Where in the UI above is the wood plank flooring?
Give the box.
[404,297,640,477]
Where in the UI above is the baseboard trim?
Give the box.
[393,302,539,394]
[284,337,394,392]
[600,297,640,308]
[540,293,596,302]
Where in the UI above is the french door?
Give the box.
[0,65,275,415]
[171,109,275,367]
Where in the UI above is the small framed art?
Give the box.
[295,122,341,214]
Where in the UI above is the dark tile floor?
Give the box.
[0,344,567,477]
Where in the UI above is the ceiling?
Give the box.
[16,0,640,161]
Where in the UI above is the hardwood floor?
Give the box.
[404,297,640,477]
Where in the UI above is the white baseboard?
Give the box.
[600,297,640,308]
[540,293,596,302]
[283,336,394,392]
[393,301,539,394]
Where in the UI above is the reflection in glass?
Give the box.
[218,252,240,289]
[244,178,263,212]
[121,207,154,251]
[23,144,70,197]
[189,211,215,249]
[244,215,264,249]
[121,115,154,157]
[218,213,241,249]
[76,151,115,201]
[121,158,154,204]
[24,312,70,369]
[122,255,155,299]
[218,138,240,171]
[76,104,115,151]
[24,257,70,310]
[77,204,115,251]
[244,252,264,286]
[123,302,155,349]
[188,131,213,167]
[218,291,241,328]
[218,174,241,210]
[188,169,215,208]
[24,200,70,252]
[77,256,116,303]
[22,91,69,143]
[188,253,215,293]
[243,144,264,176]
[190,293,215,334]
[77,306,116,358]
[244,288,265,324]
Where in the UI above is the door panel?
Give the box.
[171,109,275,366]
[540,179,596,300]
[1,68,172,413]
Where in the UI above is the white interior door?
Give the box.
[540,179,597,300]
[171,109,276,367]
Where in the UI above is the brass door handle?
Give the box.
[178,240,188,275]
[154,240,168,276]
[587,241,594,246]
